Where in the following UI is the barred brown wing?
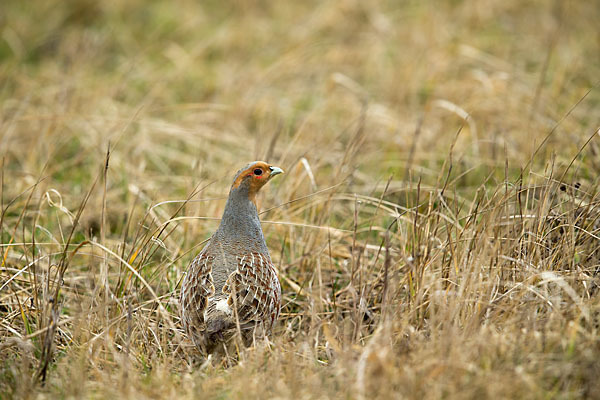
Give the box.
[180,252,215,338]
[222,252,281,330]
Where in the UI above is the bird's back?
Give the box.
[181,237,281,354]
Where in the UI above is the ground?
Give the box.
[1,0,599,398]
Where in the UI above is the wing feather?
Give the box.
[222,252,281,330]
[180,252,215,345]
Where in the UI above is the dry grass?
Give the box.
[1,0,600,398]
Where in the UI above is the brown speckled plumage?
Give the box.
[180,161,283,355]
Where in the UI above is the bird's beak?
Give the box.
[269,166,284,177]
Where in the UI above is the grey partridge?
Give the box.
[180,161,283,355]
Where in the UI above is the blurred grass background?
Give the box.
[1,0,599,398]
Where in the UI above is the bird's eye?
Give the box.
[253,168,263,176]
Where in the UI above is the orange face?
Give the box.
[232,161,284,203]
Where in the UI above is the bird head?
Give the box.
[230,161,284,204]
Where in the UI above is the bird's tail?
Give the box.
[203,299,238,352]
[206,313,234,336]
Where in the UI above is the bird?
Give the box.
[180,161,283,356]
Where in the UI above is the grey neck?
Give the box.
[215,184,267,249]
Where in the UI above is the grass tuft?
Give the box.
[1,0,599,398]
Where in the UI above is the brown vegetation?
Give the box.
[1,0,599,398]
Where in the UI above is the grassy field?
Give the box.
[1,0,599,398]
